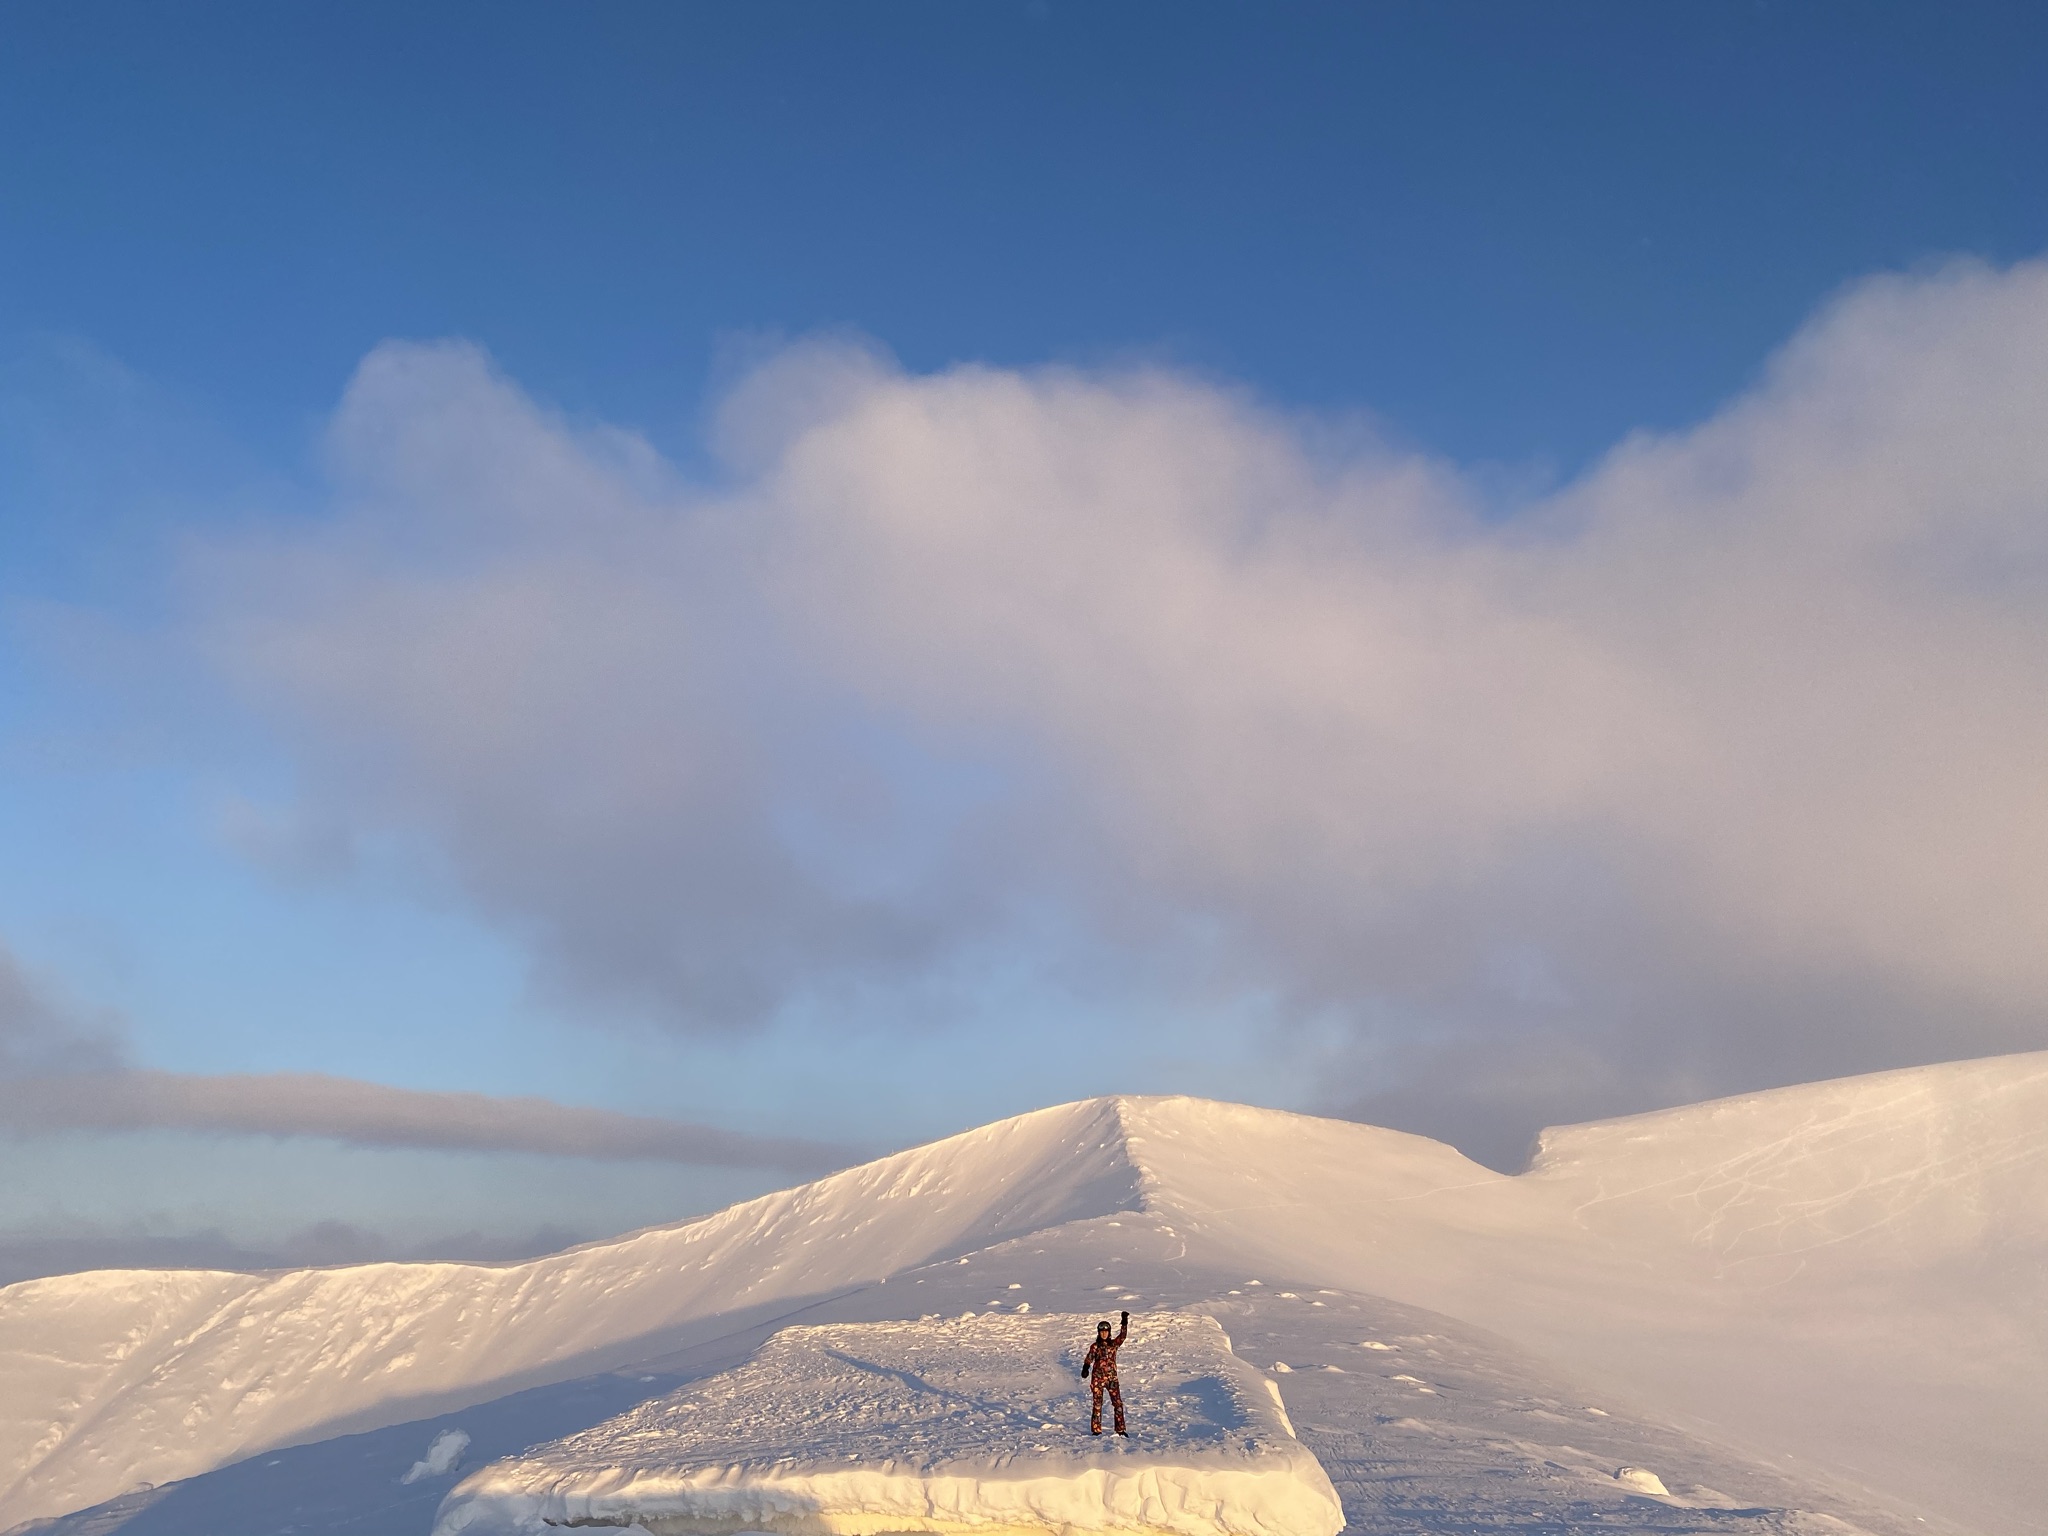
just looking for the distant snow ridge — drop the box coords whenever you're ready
[432,1313,1344,1536]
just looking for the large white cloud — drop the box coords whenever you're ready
[187,259,2048,1156]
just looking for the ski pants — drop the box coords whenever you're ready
[1090,1374,1125,1434]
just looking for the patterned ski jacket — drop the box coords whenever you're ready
[1082,1314,1129,1382]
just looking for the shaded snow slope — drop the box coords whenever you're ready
[4,1053,2044,1535]
[433,1313,1343,1536]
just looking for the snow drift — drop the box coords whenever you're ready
[432,1313,1343,1536]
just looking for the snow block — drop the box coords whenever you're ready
[433,1312,1344,1536]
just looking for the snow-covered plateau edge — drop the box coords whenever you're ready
[431,1313,1344,1536]
[434,1458,1347,1536]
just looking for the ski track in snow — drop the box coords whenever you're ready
[3,1053,2045,1536]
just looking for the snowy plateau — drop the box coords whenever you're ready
[1,1051,2043,1536]
[433,1312,1342,1536]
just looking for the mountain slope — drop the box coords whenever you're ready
[1109,1057,2048,1533]
[3,1054,2043,1535]
[0,1097,1145,1527]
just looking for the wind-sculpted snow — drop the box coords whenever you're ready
[1529,1051,2048,1273]
[432,1313,1344,1536]
[3,1054,2045,1536]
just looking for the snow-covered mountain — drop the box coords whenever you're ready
[2,1052,2043,1536]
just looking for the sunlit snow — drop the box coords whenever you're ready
[433,1313,1342,1536]
[2,1052,2043,1536]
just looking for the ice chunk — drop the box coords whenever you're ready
[404,1428,470,1484]
[434,1312,1342,1536]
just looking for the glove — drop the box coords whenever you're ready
[1121,1310,1130,1325]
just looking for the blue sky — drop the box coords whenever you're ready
[3,3,2047,1276]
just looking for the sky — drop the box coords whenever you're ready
[2,1,2046,1279]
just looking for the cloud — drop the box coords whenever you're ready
[0,943,848,1174]
[191,340,960,1027]
[0,947,121,1077]
[0,1070,850,1172]
[181,259,2048,1153]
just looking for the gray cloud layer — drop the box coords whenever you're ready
[0,1071,848,1172]
[183,258,2048,1160]
[0,947,848,1173]
[0,945,120,1077]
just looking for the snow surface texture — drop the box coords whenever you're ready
[432,1312,1343,1536]
[2,1051,2044,1536]
[8,1256,1914,1536]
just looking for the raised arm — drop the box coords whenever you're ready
[1114,1310,1129,1346]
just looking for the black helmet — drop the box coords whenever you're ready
[1098,1320,1112,1332]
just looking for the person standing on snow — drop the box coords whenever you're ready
[1081,1311,1129,1435]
